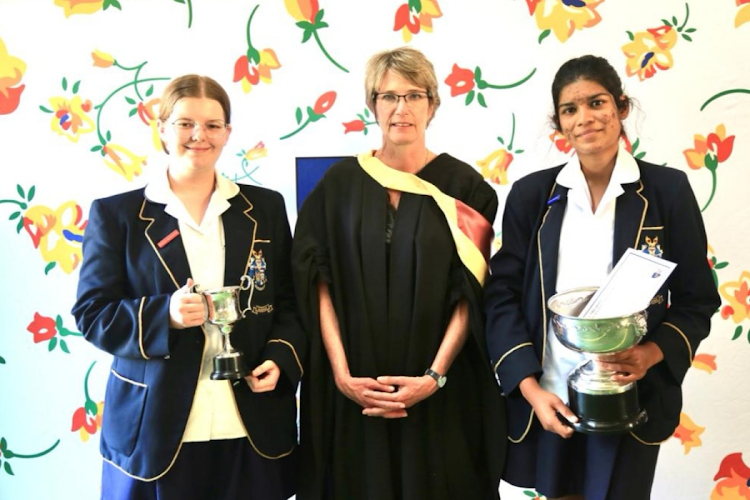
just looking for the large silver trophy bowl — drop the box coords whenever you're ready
[548,287,649,434]
[196,285,250,381]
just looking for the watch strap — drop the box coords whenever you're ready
[424,368,446,388]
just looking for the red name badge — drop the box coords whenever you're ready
[157,229,180,248]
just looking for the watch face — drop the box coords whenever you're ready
[437,376,446,388]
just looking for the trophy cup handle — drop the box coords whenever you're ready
[239,275,255,316]
[187,283,210,323]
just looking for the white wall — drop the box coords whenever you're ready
[1,1,748,498]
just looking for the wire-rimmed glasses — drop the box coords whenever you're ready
[172,119,228,139]
[373,92,431,107]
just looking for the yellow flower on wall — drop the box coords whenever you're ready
[135,98,163,152]
[673,412,704,454]
[531,0,604,43]
[0,37,27,115]
[736,0,750,28]
[91,49,115,68]
[692,353,717,373]
[622,4,696,81]
[476,113,523,185]
[22,201,87,274]
[46,95,96,143]
[719,270,750,324]
[101,143,147,181]
[623,26,677,81]
[478,149,513,185]
[54,0,104,17]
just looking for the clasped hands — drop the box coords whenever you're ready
[335,372,439,419]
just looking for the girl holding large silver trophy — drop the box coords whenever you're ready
[485,55,720,500]
[73,75,305,500]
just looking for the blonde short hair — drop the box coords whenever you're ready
[364,47,441,118]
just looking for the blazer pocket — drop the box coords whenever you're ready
[102,370,148,457]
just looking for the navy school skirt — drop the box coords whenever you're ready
[101,438,296,500]
[503,419,660,500]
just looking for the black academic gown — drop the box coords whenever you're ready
[293,154,507,500]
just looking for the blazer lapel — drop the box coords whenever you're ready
[538,183,568,300]
[613,180,647,264]
[139,198,191,290]
[222,191,256,287]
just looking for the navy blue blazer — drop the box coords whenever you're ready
[485,159,720,444]
[72,184,306,480]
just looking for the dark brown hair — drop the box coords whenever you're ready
[550,55,631,132]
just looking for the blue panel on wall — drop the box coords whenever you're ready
[295,156,347,210]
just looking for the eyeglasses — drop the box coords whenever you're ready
[172,119,228,139]
[373,92,430,107]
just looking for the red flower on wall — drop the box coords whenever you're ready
[280,91,337,140]
[233,5,281,94]
[683,124,735,211]
[712,453,750,499]
[285,0,348,73]
[26,312,83,352]
[444,64,475,97]
[71,402,104,442]
[27,313,56,343]
[313,91,335,114]
[393,0,442,42]
[550,131,573,154]
[444,64,536,107]
[71,362,104,443]
[341,107,377,135]
[343,120,366,133]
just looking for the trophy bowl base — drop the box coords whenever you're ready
[568,386,648,434]
[211,353,250,381]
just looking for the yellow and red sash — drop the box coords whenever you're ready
[358,151,493,285]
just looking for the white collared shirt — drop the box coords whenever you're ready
[145,164,247,442]
[540,146,641,401]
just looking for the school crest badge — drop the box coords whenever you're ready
[640,235,663,258]
[248,250,267,290]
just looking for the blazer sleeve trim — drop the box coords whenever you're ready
[138,297,151,360]
[493,342,534,373]
[629,430,668,446]
[662,321,694,360]
[267,339,304,377]
[510,409,535,444]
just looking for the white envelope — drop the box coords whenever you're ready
[579,247,676,319]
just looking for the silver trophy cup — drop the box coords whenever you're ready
[195,285,250,381]
[548,287,649,434]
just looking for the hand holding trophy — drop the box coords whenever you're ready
[548,286,649,433]
[191,275,256,380]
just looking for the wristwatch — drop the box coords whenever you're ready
[424,368,447,388]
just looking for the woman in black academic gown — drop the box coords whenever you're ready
[293,46,507,500]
